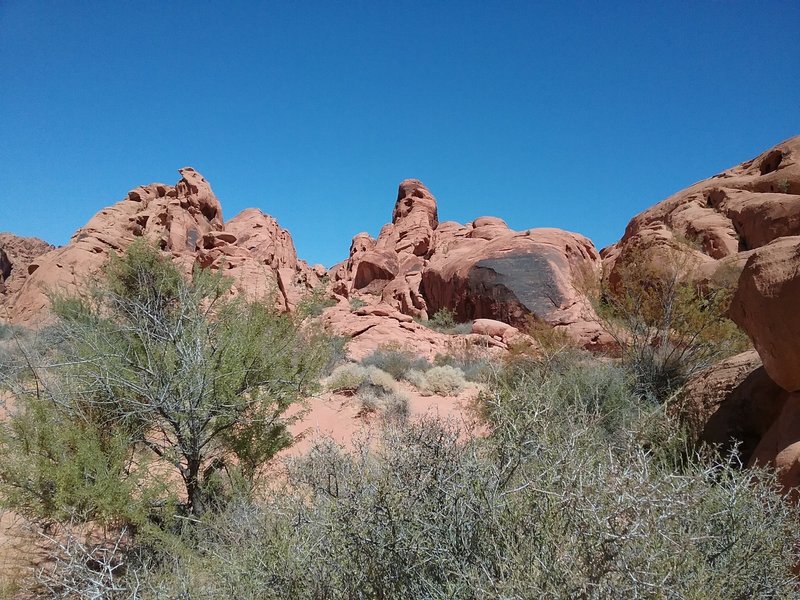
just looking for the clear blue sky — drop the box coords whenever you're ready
[2,1,798,267]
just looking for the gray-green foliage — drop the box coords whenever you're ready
[107,357,799,598]
[360,347,431,380]
[0,241,333,522]
[422,308,473,335]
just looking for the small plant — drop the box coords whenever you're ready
[524,316,573,356]
[326,364,396,396]
[326,363,368,393]
[382,391,410,423]
[420,365,467,396]
[422,308,473,335]
[430,307,457,329]
[361,346,431,380]
[297,280,336,317]
[777,177,791,193]
[432,341,493,382]
[404,369,430,393]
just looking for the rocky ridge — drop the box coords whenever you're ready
[2,168,323,325]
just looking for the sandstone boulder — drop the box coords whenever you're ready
[679,350,787,461]
[604,136,800,290]
[730,236,800,393]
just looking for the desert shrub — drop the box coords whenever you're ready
[361,346,431,380]
[404,368,429,392]
[599,244,749,401]
[9,302,798,597]
[422,308,473,335]
[348,296,367,312]
[382,390,410,423]
[326,363,397,397]
[523,316,574,355]
[0,241,334,524]
[0,323,21,341]
[362,365,396,394]
[116,359,799,597]
[297,279,336,317]
[432,343,493,382]
[420,365,467,396]
[326,363,368,393]
[356,388,409,422]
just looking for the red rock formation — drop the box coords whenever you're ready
[603,136,800,289]
[4,169,318,324]
[730,236,800,393]
[0,233,55,317]
[679,350,787,462]
[332,180,612,350]
[726,233,800,492]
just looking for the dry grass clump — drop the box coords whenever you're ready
[361,346,431,380]
[325,363,397,395]
[403,365,467,396]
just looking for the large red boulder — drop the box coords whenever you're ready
[604,136,800,289]
[678,350,787,462]
[730,236,800,393]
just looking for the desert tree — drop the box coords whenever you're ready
[596,241,748,401]
[0,240,333,521]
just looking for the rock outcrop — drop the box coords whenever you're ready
[730,236,800,393]
[0,233,54,317]
[331,180,612,350]
[4,168,319,324]
[603,136,800,289]
[726,234,800,493]
[679,350,787,462]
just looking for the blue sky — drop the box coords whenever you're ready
[1,1,798,267]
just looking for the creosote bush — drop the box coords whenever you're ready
[361,346,431,380]
[421,308,473,335]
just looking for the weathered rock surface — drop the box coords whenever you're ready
[4,168,319,324]
[0,234,54,316]
[730,236,800,393]
[679,350,787,462]
[332,180,612,350]
[604,136,800,289]
[749,393,800,497]
[725,230,800,493]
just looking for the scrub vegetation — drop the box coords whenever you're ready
[0,242,797,598]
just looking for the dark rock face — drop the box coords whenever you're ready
[0,248,10,282]
[421,250,569,327]
[331,179,612,349]
[473,252,567,319]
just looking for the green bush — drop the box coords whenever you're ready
[422,308,473,335]
[361,347,431,380]
[0,240,334,524]
[433,347,492,382]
